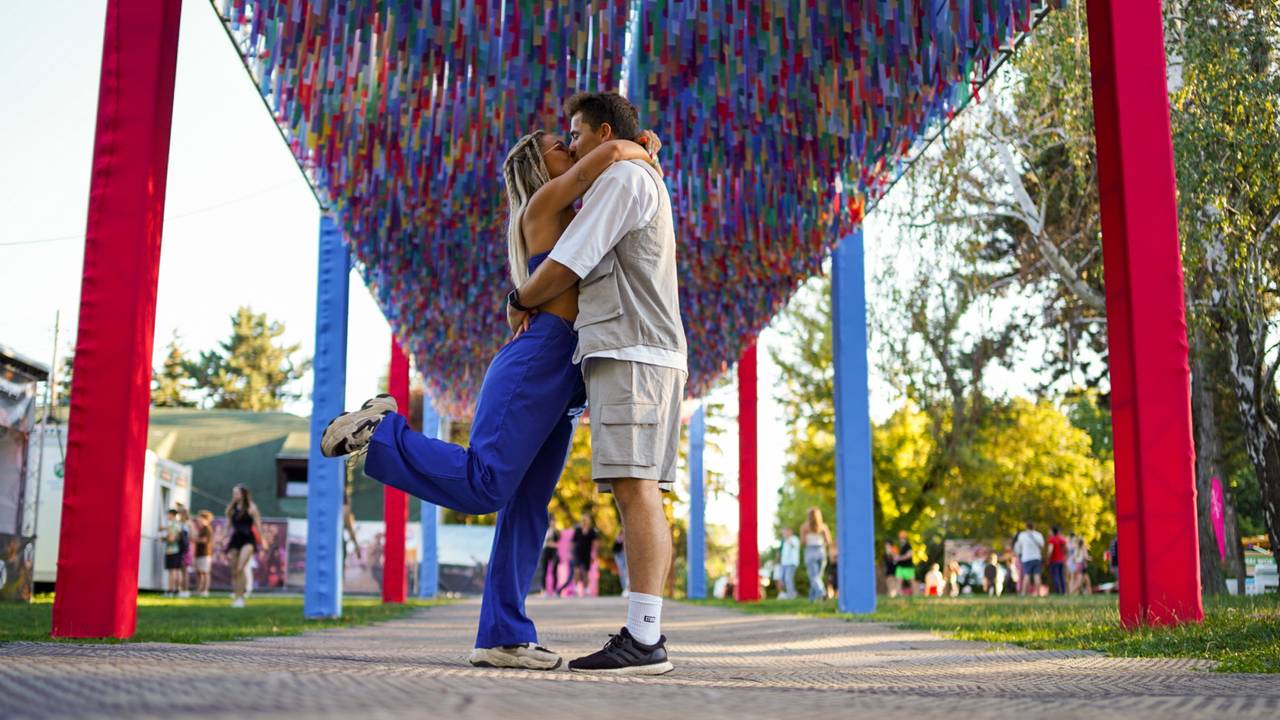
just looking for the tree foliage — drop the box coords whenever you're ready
[151,335,196,407]
[184,307,311,411]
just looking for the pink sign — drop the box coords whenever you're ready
[1210,476,1227,561]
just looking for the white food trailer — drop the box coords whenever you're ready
[30,425,192,591]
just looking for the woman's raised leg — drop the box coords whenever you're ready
[365,316,580,515]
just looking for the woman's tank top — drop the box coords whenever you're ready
[805,532,825,547]
[231,507,254,538]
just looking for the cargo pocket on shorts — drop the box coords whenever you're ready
[597,402,659,467]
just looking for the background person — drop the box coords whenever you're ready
[561,513,597,597]
[1013,521,1045,597]
[193,510,214,597]
[924,563,945,596]
[884,541,900,597]
[799,508,832,602]
[225,484,264,608]
[778,527,800,599]
[1068,534,1092,595]
[162,508,183,597]
[983,552,1000,596]
[613,528,629,596]
[945,560,962,597]
[1046,525,1068,594]
[176,505,192,598]
[1106,537,1119,590]
[894,530,915,596]
[534,525,560,596]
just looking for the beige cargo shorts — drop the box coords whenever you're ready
[582,357,686,493]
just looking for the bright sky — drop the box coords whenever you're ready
[2,0,904,550]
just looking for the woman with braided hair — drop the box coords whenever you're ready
[321,127,659,671]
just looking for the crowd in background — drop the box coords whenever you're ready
[159,484,263,607]
[881,520,1117,598]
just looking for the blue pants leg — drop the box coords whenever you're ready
[365,314,583,516]
[475,414,575,648]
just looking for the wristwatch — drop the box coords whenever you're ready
[507,289,533,312]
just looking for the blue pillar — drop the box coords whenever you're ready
[832,228,877,614]
[687,406,707,599]
[305,214,350,618]
[418,402,441,599]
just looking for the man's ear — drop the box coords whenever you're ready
[599,122,614,141]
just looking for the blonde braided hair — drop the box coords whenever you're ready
[502,130,552,286]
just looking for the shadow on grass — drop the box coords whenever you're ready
[686,593,1280,673]
[1,593,450,645]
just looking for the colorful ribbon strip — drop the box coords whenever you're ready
[215,0,1054,416]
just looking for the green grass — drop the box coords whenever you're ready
[690,594,1280,674]
[1,593,448,645]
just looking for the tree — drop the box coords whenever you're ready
[151,335,196,407]
[1170,0,1280,568]
[186,307,311,411]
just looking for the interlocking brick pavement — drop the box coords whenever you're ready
[2,597,1276,719]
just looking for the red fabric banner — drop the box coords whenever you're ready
[1086,0,1203,626]
[383,339,410,603]
[51,0,182,639]
[736,345,760,602]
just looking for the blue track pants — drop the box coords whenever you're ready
[365,313,584,648]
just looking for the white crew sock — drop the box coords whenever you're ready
[626,592,663,646]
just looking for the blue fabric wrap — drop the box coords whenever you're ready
[833,228,877,614]
[304,215,350,618]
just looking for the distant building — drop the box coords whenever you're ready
[146,408,417,523]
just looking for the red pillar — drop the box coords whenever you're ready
[1086,0,1203,626]
[736,345,760,601]
[51,0,182,639]
[383,339,411,603]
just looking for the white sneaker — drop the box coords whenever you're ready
[199,591,210,598]
[468,644,562,671]
[178,591,191,599]
[321,394,398,457]
[231,597,246,608]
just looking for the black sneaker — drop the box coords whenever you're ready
[320,394,397,457]
[567,627,673,675]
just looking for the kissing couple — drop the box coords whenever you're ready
[323,91,687,676]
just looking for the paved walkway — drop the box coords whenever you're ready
[2,597,1276,719]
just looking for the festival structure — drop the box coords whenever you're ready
[52,0,1202,637]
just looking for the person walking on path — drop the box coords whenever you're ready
[778,527,800,600]
[507,92,686,675]
[613,528,630,596]
[193,510,214,597]
[1046,526,1068,594]
[894,530,916,596]
[1013,521,1046,597]
[225,485,264,608]
[799,508,832,602]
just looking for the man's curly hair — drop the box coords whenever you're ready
[563,91,641,140]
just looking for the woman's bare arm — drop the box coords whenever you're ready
[524,139,654,222]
